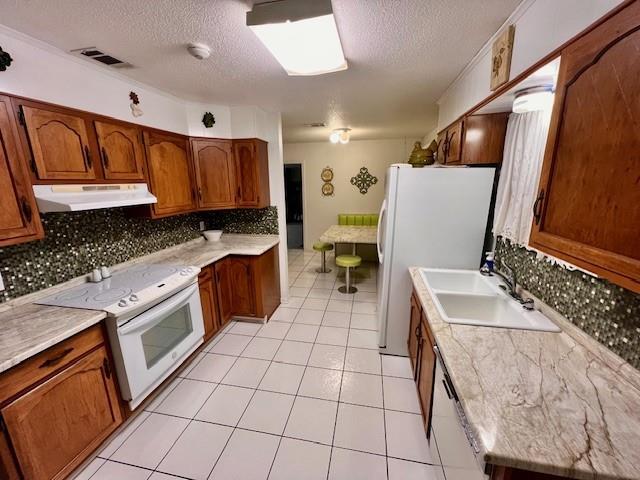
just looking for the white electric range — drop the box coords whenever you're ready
[37,264,205,409]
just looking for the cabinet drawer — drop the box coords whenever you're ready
[0,325,104,405]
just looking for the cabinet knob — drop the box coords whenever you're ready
[20,196,33,223]
[533,190,545,225]
[101,147,109,169]
[83,145,92,169]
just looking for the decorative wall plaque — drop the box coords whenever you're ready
[0,46,13,72]
[350,167,378,194]
[322,183,334,196]
[321,166,334,182]
[490,25,515,90]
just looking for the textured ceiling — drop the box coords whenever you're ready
[0,0,522,142]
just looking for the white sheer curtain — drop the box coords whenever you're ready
[493,109,552,245]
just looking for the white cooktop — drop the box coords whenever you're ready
[36,264,200,318]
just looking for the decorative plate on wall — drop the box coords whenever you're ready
[322,183,334,196]
[351,167,378,194]
[321,166,334,182]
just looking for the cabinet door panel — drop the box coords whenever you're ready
[461,113,508,165]
[530,2,640,292]
[445,122,463,164]
[418,320,435,431]
[22,106,95,180]
[234,140,259,207]
[192,139,236,208]
[408,293,421,377]
[199,267,221,341]
[0,98,43,246]
[228,257,257,316]
[214,258,234,325]
[1,347,122,480]
[144,131,196,217]
[94,121,145,181]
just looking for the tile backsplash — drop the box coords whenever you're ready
[0,206,278,302]
[495,237,640,369]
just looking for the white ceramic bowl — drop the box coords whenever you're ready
[203,230,223,242]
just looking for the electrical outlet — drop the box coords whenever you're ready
[0,271,4,292]
[199,221,205,231]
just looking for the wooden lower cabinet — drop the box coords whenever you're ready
[0,332,122,480]
[408,293,422,376]
[408,289,437,434]
[213,247,281,322]
[198,266,222,341]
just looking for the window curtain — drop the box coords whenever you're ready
[493,109,552,245]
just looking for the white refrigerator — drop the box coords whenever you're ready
[376,164,495,356]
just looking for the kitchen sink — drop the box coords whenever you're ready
[419,269,497,295]
[419,268,560,332]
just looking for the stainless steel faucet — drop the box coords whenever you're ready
[481,260,534,310]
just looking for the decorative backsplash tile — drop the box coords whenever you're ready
[205,206,278,234]
[0,206,278,302]
[495,238,640,369]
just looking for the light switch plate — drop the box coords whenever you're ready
[0,271,4,292]
[199,221,205,231]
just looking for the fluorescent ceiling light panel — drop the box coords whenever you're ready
[512,87,554,114]
[247,0,347,76]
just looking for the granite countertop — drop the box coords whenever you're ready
[0,234,280,374]
[409,267,640,480]
[319,225,377,244]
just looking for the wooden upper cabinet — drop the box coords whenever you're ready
[143,131,196,217]
[0,97,43,247]
[436,120,463,165]
[1,346,122,480]
[529,1,640,293]
[461,113,509,164]
[20,105,96,181]
[191,138,236,209]
[94,121,145,181]
[233,139,270,208]
[444,120,463,164]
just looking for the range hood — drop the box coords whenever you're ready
[33,184,157,213]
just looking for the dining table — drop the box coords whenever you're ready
[319,224,378,255]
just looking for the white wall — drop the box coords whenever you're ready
[436,0,623,129]
[284,139,417,252]
[0,24,290,301]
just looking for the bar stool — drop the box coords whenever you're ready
[313,242,334,273]
[336,255,361,294]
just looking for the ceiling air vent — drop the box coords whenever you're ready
[304,122,327,128]
[70,47,133,68]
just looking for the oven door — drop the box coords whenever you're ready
[115,282,204,408]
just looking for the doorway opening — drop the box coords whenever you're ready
[284,164,303,249]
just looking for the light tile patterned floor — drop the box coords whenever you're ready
[74,249,445,480]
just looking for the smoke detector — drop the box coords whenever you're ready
[187,43,211,60]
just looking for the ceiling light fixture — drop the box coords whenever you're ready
[512,86,554,113]
[330,128,351,144]
[247,0,347,76]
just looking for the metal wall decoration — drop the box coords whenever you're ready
[351,167,378,194]
[129,91,143,117]
[202,111,216,128]
[321,166,334,196]
[0,46,13,72]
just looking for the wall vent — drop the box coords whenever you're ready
[70,47,133,68]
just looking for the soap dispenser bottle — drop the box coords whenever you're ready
[480,251,494,275]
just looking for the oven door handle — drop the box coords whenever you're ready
[118,283,198,335]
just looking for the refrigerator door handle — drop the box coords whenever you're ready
[376,199,387,264]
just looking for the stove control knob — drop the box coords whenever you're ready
[186,267,193,273]
[129,294,139,302]
[118,299,128,307]
[180,270,188,276]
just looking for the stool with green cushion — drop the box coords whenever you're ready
[313,241,334,273]
[336,254,362,294]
